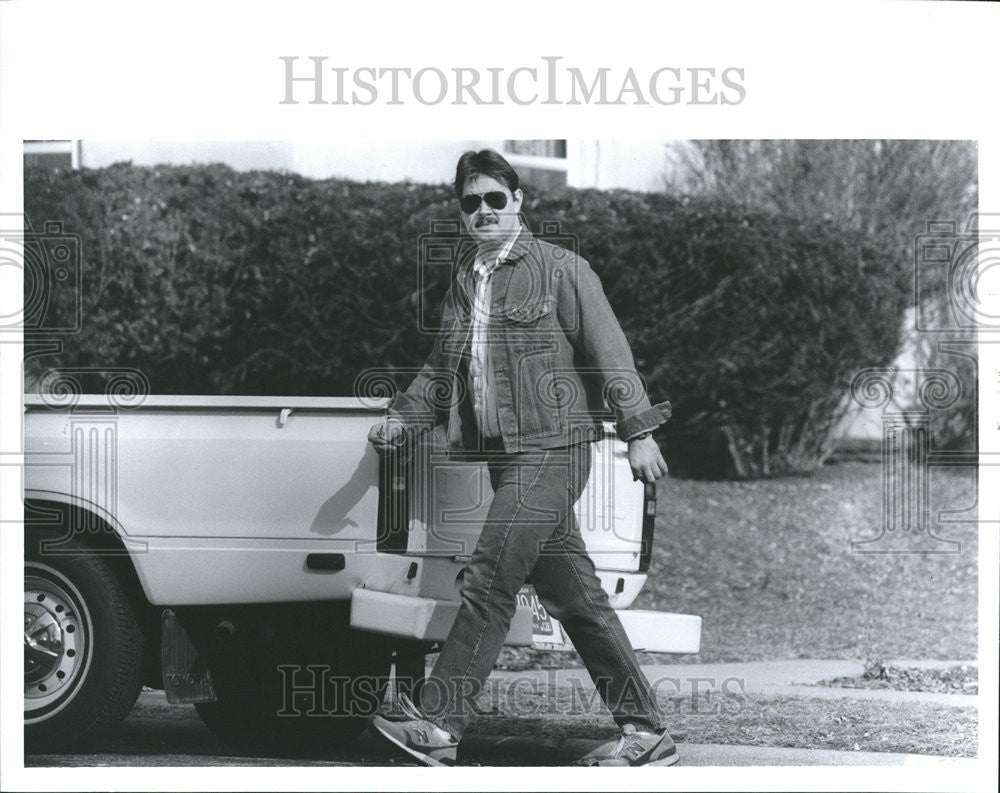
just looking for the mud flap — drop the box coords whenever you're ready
[160,608,217,704]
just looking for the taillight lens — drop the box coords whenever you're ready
[639,481,656,573]
[377,447,410,554]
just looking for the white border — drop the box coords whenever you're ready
[2,0,998,791]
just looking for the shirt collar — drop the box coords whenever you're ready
[501,224,533,263]
[475,226,521,275]
[458,225,534,289]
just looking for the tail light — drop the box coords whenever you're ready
[639,481,656,573]
[377,446,410,554]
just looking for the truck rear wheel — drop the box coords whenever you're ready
[24,535,144,750]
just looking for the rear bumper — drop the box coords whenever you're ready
[547,609,702,654]
[350,588,701,654]
[350,588,535,646]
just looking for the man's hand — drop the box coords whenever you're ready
[368,415,407,454]
[628,435,668,484]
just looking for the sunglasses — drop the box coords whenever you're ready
[460,191,509,214]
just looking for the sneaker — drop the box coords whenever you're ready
[370,693,459,767]
[575,723,679,767]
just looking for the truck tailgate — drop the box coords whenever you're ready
[351,586,701,654]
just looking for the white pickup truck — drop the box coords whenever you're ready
[23,393,700,750]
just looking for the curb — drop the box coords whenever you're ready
[760,684,979,708]
[452,734,977,767]
[457,732,686,765]
[672,742,977,768]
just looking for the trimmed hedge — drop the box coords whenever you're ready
[24,163,907,477]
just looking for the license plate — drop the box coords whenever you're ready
[516,587,574,650]
[516,586,554,636]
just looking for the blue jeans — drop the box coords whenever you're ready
[419,439,667,738]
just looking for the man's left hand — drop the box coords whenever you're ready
[628,435,668,484]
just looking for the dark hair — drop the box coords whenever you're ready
[453,149,520,197]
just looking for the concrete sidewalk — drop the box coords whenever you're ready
[483,658,979,708]
[65,685,976,768]
[437,657,979,766]
[105,658,977,768]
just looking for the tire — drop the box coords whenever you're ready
[24,534,144,751]
[194,607,393,754]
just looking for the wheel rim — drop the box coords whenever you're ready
[24,563,94,721]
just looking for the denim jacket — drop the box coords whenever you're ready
[390,226,671,452]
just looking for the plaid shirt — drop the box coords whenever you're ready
[467,228,521,438]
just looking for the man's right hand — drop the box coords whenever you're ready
[368,416,407,454]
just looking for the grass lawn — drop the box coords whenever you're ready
[815,662,978,694]
[634,460,978,663]
[471,691,977,759]
[482,460,979,762]
[499,459,977,668]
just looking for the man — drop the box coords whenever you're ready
[367,149,675,766]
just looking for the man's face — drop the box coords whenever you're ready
[459,174,523,245]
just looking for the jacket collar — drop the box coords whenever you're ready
[457,224,534,278]
[501,224,534,264]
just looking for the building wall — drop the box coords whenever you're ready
[289,140,486,183]
[573,140,676,191]
[74,139,675,190]
[834,308,921,441]
[81,140,297,173]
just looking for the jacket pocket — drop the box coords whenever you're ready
[500,297,554,325]
[500,298,556,360]
[511,347,564,437]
